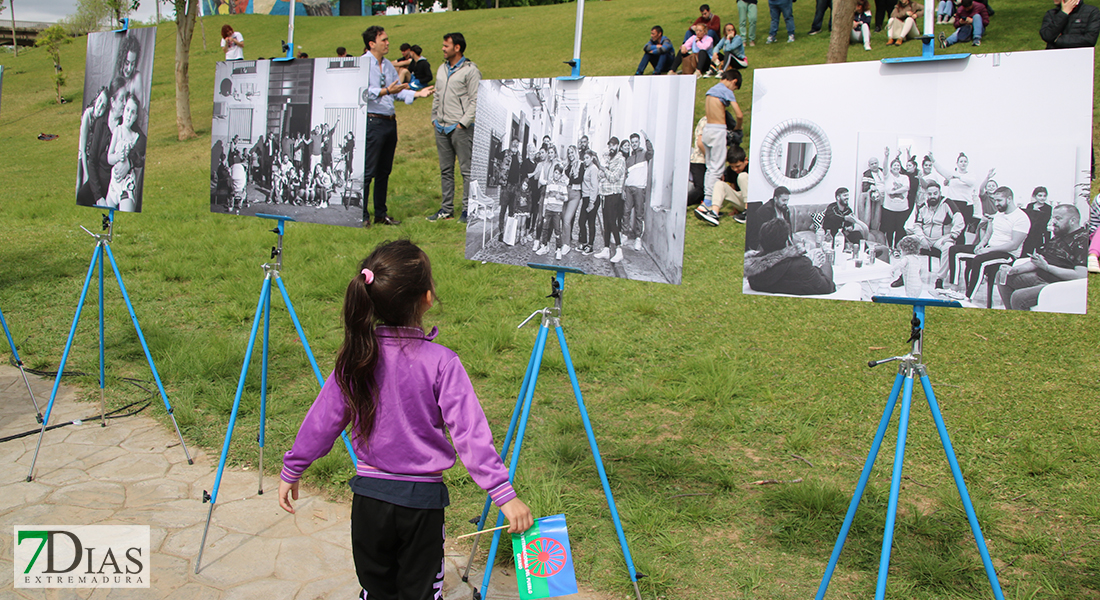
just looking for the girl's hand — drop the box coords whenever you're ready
[279,480,299,513]
[501,498,534,534]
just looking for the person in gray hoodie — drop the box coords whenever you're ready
[428,32,481,222]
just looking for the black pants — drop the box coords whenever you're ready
[687,163,705,206]
[363,116,399,222]
[351,494,445,600]
[602,193,624,247]
[498,184,518,239]
[874,0,896,28]
[578,195,599,246]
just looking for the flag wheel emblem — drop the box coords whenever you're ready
[523,537,567,577]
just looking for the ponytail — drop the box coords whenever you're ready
[335,240,435,445]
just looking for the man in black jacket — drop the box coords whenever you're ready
[1040,0,1100,48]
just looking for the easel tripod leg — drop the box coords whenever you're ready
[462,334,540,583]
[98,249,106,427]
[919,372,1005,600]
[258,281,272,494]
[196,276,271,573]
[479,322,550,600]
[875,372,915,600]
[27,244,103,482]
[104,245,192,464]
[275,276,358,464]
[556,326,643,600]
[0,305,43,420]
[815,370,905,600]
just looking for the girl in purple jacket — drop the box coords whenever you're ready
[278,240,532,598]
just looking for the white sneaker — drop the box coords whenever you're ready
[532,239,540,251]
[633,238,642,251]
[610,247,624,263]
[594,247,610,259]
[560,244,570,257]
[555,248,562,260]
[1089,254,1100,274]
[535,244,550,256]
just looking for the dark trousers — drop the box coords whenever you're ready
[881,208,907,248]
[602,193,624,247]
[687,163,705,206]
[578,196,599,246]
[498,184,518,238]
[874,0,897,28]
[811,0,832,31]
[351,494,445,600]
[636,52,672,75]
[363,116,399,222]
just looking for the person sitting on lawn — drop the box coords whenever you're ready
[671,24,715,75]
[886,0,924,45]
[706,23,748,76]
[852,0,874,52]
[996,204,1088,310]
[637,26,674,75]
[684,3,723,43]
[709,145,750,221]
[745,218,836,296]
[939,0,990,47]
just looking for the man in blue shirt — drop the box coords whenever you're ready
[360,26,434,227]
[637,26,675,75]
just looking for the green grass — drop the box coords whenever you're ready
[2,1,1100,598]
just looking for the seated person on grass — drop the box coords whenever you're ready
[671,24,715,74]
[823,187,870,244]
[939,0,989,47]
[684,3,723,43]
[997,204,1088,310]
[886,0,923,45]
[745,218,836,296]
[706,23,748,76]
[709,145,750,221]
[637,26,675,75]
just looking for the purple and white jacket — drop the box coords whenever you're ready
[281,326,516,507]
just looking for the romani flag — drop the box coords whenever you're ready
[511,514,579,599]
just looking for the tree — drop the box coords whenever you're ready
[8,0,16,58]
[826,0,857,63]
[35,24,71,104]
[61,0,112,35]
[105,0,140,25]
[173,0,199,140]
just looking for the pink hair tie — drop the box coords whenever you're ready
[361,268,375,285]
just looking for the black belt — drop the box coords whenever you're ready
[368,113,396,120]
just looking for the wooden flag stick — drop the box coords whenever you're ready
[455,524,511,540]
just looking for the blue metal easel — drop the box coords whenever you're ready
[195,215,356,573]
[461,265,644,600]
[1,305,43,423]
[26,209,193,482]
[814,296,1004,600]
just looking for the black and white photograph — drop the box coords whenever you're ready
[76,27,156,213]
[209,57,366,228]
[742,48,1093,314]
[465,75,696,285]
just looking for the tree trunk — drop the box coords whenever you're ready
[174,0,199,140]
[9,0,16,58]
[826,0,856,63]
[156,0,161,23]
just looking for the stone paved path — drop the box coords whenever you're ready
[0,365,611,600]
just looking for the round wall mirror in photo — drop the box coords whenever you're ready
[759,119,831,194]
